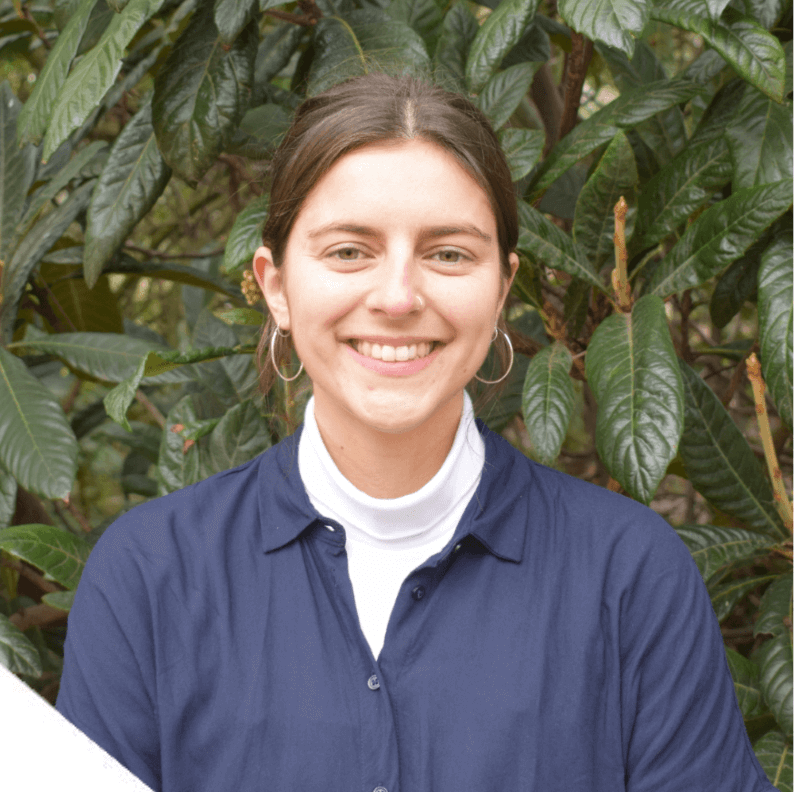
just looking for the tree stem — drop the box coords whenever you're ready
[611,197,631,311]
[558,33,593,142]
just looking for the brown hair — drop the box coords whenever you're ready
[258,72,518,393]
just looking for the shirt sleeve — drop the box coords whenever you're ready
[619,528,774,791]
[56,520,162,791]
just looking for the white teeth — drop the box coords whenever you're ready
[353,341,435,361]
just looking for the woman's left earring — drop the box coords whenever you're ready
[474,328,514,385]
[270,325,304,382]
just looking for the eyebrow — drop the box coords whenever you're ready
[306,222,492,243]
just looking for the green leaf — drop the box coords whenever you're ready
[42,0,166,161]
[476,62,540,131]
[516,200,606,291]
[15,0,99,147]
[0,83,37,263]
[585,294,683,503]
[708,244,761,329]
[501,20,550,67]
[757,631,793,736]
[528,79,708,199]
[754,731,793,791]
[650,6,785,102]
[709,573,777,621]
[387,0,445,52]
[572,131,637,270]
[674,523,774,581]
[558,0,650,58]
[677,359,786,538]
[152,1,257,185]
[432,1,479,90]
[0,468,17,530]
[0,347,78,500]
[157,395,204,494]
[725,648,767,719]
[254,23,306,89]
[214,0,257,45]
[41,589,76,612]
[755,574,793,638]
[221,193,269,274]
[648,180,793,298]
[498,128,544,182]
[522,343,574,465]
[757,234,793,427]
[465,0,540,92]
[0,524,92,590]
[308,9,430,98]
[0,613,42,676]
[102,354,145,431]
[727,89,793,189]
[215,307,264,326]
[511,253,543,310]
[0,179,95,342]
[206,400,271,475]
[83,96,171,288]
[631,137,732,251]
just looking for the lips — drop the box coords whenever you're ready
[351,340,436,362]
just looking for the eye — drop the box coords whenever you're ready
[433,249,469,264]
[330,246,362,261]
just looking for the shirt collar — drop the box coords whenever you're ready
[258,420,527,564]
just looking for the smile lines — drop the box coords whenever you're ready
[351,340,436,362]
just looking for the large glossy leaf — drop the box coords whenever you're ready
[221,193,269,274]
[726,87,793,189]
[432,1,479,90]
[558,0,650,57]
[673,524,773,581]
[214,0,257,45]
[725,648,767,719]
[254,23,306,92]
[585,294,683,503]
[517,200,606,291]
[0,614,42,676]
[708,573,777,621]
[15,0,98,147]
[0,180,95,342]
[651,5,785,102]
[83,97,171,289]
[498,128,545,182]
[522,343,574,465]
[0,348,78,500]
[152,2,257,185]
[465,0,539,92]
[746,0,786,29]
[0,524,92,590]
[157,395,204,495]
[0,83,37,263]
[757,234,793,427]
[632,136,731,252]
[753,731,792,792]
[528,79,708,198]
[387,0,445,52]
[648,180,793,298]
[42,0,166,160]
[755,574,793,638]
[572,131,637,270]
[307,9,431,97]
[708,247,761,329]
[757,631,793,735]
[0,468,17,529]
[206,400,271,475]
[476,62,540,131]
[677,360,785,538]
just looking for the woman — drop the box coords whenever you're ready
[57,74,772,791]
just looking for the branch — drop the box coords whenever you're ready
[0,556,62,595]
[610,197,631,311]
[59,496,92,533]
[558,33,594,142]
[264,8,318,26]
[136,389,166,429]
[10,603,68,632]
[746,353,793,533]
[124,243,225,260]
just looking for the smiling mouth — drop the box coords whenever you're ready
[349,340,439,362]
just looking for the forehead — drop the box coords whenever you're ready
[290,139,497,237]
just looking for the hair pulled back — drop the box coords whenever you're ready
[259,72,518,392]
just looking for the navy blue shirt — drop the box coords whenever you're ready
[57,424,772,791]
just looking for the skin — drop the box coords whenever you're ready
[253,139,518,498]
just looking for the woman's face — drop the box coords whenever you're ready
[253,139,518,439]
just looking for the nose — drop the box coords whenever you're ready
[366,249,421,318]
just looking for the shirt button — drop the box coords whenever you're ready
[411,585,425,601]
[453,543,462,553]
[367,674,380,690]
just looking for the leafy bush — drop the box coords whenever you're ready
[0,0,791,785]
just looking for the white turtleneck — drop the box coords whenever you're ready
[298,392,485,659]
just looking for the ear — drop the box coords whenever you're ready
[253,246,290,331]
[499,252,520,311]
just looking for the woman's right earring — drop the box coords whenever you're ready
[474,328,514,385]
[270,325,304,382]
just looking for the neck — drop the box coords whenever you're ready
[312,394,463,499]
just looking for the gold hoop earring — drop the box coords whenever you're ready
[270,325,304,382]
[475,328,513,385]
